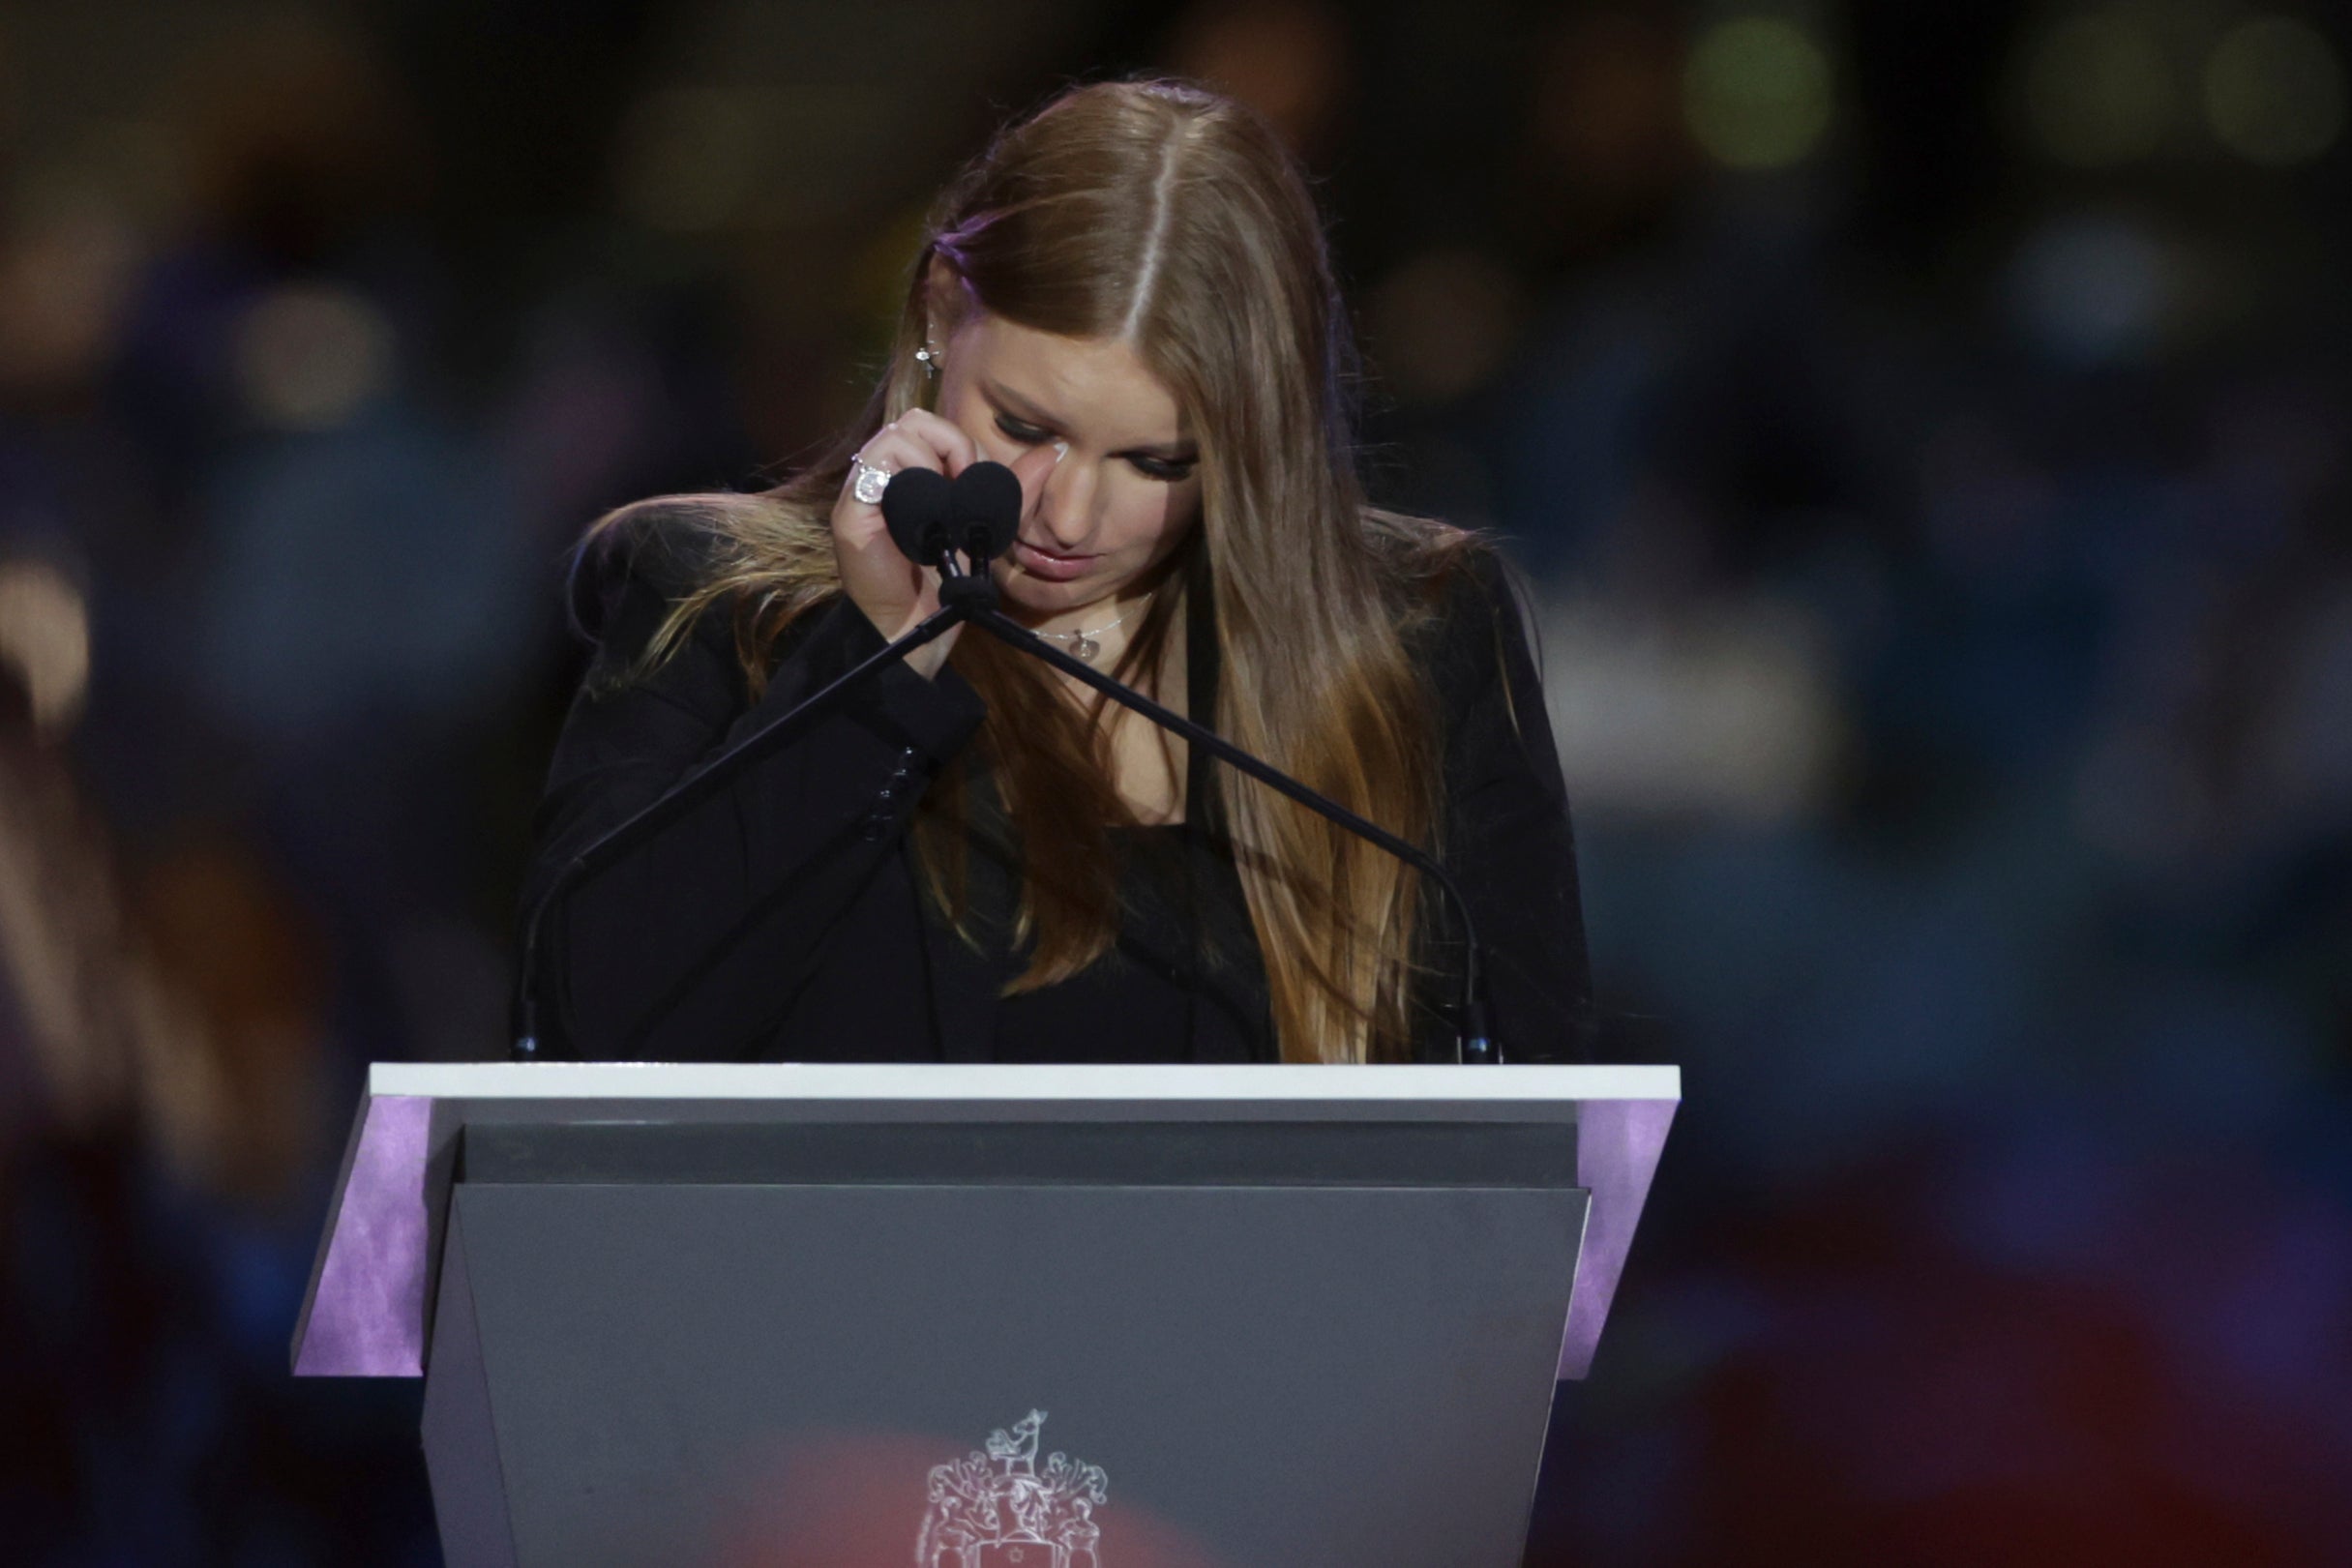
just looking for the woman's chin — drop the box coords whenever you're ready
[996,572,1097,623]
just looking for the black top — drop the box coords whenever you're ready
[521,517,1592,1064]
[993,823,1270,1064]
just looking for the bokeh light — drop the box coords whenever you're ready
[2005,208,2177,366]
[1541,595,1841,823]
[613,85,771,234]
[1165,0,1349,154]
[1530,9,1691,230]
[1365,249,1525,404]
[0,182,144,399]
[2203,15,2346,166]
[1682,16,1834,170]
[2019,11,2176,167]
[0,561,90,732]
[612,83,880,235]
[233,283,395,429]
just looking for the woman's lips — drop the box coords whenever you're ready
[1013,539,1096,582]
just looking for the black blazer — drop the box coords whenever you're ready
[521,518,1593,1063]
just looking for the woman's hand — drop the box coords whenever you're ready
[830,409,978,679]
[831,409,1064,680]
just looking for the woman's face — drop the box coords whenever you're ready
[933,308,1204,628]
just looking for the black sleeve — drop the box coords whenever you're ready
[520,519,986,1059]
[1426,549,1594,1063]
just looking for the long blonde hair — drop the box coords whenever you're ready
[592,79,1479,1062]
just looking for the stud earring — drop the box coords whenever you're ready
[914,342,943,376]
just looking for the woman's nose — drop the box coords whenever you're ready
[1024,444,1092,548]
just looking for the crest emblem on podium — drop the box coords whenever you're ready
[918,1409,1108,1567]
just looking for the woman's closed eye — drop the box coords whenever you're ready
[994,413,1194,483]
[995,412,1054,448]
[1127,452,1196,482]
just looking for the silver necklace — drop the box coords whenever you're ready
[1033,595,1151,663]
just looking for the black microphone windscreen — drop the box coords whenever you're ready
[951,461,1024,561]
[878,466,953,565]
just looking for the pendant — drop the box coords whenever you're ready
[1071,635,1100,662]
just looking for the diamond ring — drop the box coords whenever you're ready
[850,453,894,506]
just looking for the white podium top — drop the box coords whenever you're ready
[367,1060,1680,1104]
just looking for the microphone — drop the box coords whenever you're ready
[933,463,1020,612]
[922,468,1503,1064]
[880,466,953,566]
[880,462,1021,569]
[949,462,1022,563]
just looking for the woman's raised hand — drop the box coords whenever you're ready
[832,410,1066,679]
[830,408,978,678]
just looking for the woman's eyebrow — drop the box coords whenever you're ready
[983,378,1195,459]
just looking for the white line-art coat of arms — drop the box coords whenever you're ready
[917,1409,1108,1567]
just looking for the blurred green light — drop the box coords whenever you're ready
[2204,15,2345,166]
[2023,13,2175,167]
[1683,17,1834,171]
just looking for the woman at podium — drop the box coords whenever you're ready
[519,79,1591,1066]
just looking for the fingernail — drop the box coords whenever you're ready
[1052,440,1069,463]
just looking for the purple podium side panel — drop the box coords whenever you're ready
[1557,1095,1678,1379]
[292,1093,434,1376]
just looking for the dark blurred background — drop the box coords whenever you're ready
[1,1,2346,1563]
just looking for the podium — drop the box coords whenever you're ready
[291,1063,1677,1567]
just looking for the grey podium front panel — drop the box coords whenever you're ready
[429,1178,1586,1568]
